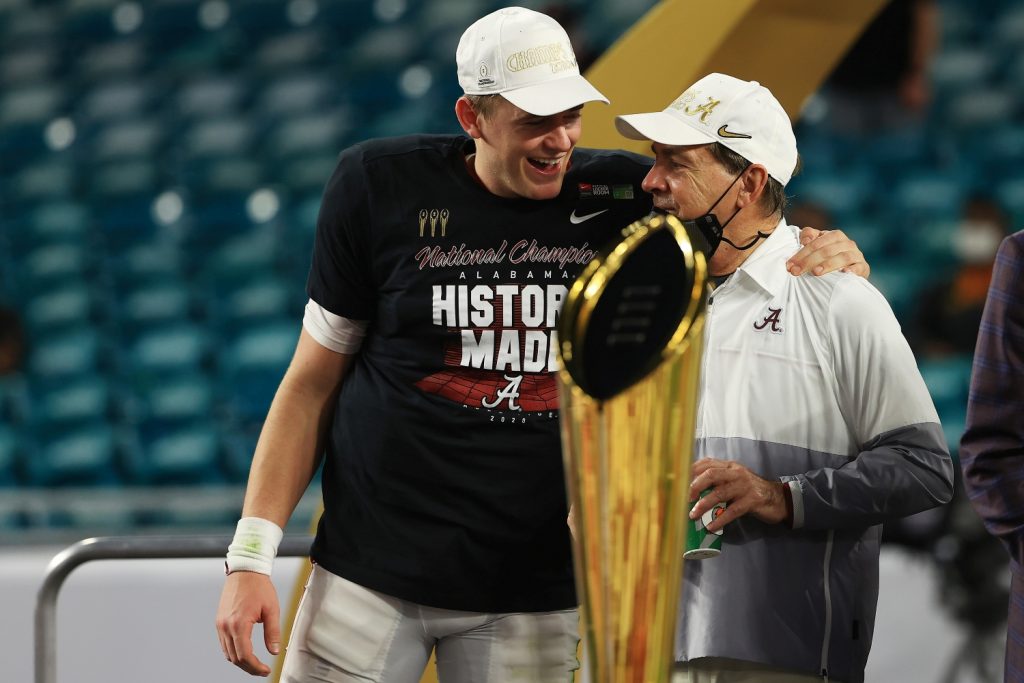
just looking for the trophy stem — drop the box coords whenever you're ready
[560,321,704,683]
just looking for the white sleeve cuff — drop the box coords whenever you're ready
[302,298,369,354]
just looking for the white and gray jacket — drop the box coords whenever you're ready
[677,221,954,683]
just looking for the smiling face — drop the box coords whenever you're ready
[457,95,582,200]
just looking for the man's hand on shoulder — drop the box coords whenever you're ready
[788,227,870,279]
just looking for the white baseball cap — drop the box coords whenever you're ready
[456,6,608,117]
[615,73,799,186]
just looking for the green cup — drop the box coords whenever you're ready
[685,489,725,560]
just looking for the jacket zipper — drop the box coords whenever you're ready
[820,529,835,680]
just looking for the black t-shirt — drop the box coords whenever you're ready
[307,134,653,612]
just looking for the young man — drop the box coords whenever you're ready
[215,9,868,683]
[616,73,955,683]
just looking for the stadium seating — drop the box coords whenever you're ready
[0,0,1002,530]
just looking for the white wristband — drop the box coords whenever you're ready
[226,517,284,576]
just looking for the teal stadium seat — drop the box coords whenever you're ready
[829,218,893,264]
[0,122,50,174]
[0,45,59,87]
[79,79,154,124]
[266,111,350,165]
[970,124,1024,184]
[182,115,255,160]
[0,425,20,486]
[9,158,75,205]
[868,262,936,323]
[944,87,1016,132]
[29,328,104,378]
[90,158,162,198]
[791,170,875,222]
[28,423,118,486]
[141,422,223,484]
[994,4,1024,49]
[130,323,210,376]
[96,194,165,246]
[24,286,96,331]
[64,0,124,46]
[76,38,150,83]
[136,374,215,424]
[939,406,967,460]
[118,280,194,336]
[219,320,298,422]
[91,118,165,162]
[891,173,966,223]
[992,177,1024,228]
[106,241,185,290]
[918,355,974,416]
[203,228,281,281]
[21,242,88,290]
[217,278,297,327]
[181,156,265,197]
[175,75,250,122]
[1,3,58,48]
[929,47,996,96]
[251,28,331,73]
[26,201,91,246]
[0,83,63,127]
[30,374,114,430]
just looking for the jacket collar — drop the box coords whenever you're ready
[728,217,796,298]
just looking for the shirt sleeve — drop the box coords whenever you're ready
[302,298,369,354]
[306,144,377,320]
[791,276,954,530]
[960,234,1024,571]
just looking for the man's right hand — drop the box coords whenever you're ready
[215,571,281,677]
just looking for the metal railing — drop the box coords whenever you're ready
[34,534,314,683]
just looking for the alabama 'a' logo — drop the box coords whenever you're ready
[481,374,523,411]
[753,306,783,334]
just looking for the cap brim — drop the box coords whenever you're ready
[615,112,716,146]
[501,75,609,117]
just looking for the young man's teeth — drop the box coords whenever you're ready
[532,158,559,167]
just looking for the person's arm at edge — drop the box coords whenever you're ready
[961,234,1024,571]
[216,329,355,677]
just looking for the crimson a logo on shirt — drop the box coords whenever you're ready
[754,306,783,334]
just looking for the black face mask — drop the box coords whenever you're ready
[667,164,772,259]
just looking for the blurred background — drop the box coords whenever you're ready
[0,0,1017,681]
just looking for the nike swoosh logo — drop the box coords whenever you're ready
[569,209,609,224]
[717,125,752,139]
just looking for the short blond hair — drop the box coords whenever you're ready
[464,94,502,119]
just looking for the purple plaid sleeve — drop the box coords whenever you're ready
[961,230,1024,682]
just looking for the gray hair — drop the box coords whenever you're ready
[708,142,800,219]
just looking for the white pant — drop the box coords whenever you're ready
[280,565,580,683]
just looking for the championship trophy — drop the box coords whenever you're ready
[558,214,708,683]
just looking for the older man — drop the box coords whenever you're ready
[616,73,955,683]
